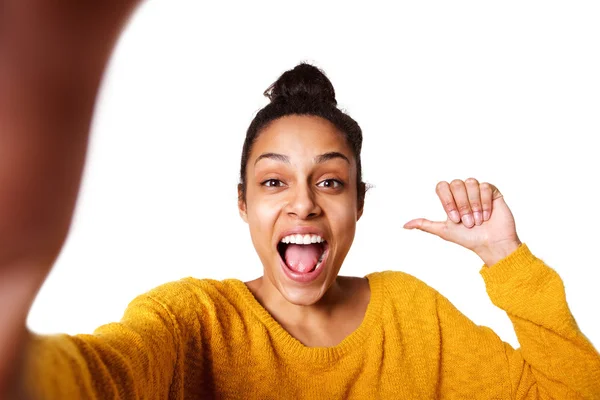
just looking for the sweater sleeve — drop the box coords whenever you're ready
[436,243,600,399]
[23,289,185,400]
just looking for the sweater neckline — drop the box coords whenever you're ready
[226,272,384,364]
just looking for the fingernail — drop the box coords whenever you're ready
[483,210,490,221]
[449,211,460,223]
[473,211,482,225]
[463,214,474,227]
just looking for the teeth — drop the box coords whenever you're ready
[280,233,325,244]
[314,249,327,270]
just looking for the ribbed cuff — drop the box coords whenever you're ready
[479,243,537,285]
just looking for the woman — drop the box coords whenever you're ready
[2,3,599,400]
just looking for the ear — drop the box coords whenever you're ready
[238,184,248,223]
[357,206,364,221]
[357,182,366,221]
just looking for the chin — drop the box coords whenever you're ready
[276,279,331,306]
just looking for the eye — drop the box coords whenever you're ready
[317,179,343,189]
[261,179,285,188]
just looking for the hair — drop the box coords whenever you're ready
[239,63,366,209]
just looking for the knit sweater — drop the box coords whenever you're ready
[24,244,600,399]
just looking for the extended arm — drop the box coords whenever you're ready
[0,1,140,397]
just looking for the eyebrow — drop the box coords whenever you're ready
[314,151,350,165]
[254,151,350,166]
[254,153,290,166]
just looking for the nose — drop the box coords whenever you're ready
[286,183,322,220]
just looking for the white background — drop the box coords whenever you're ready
[28,1,599,350]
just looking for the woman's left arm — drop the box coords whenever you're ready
[486,243,598,398]
[404,178,600,399]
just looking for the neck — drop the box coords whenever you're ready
[245,274,371,347]
[247,276,347,327]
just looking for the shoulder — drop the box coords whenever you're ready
[126,278,245,321]
[367,270,441,308]
[367,270,437,293]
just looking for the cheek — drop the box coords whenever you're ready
[327,198,358,242]
[246,198,282,243]
[338,210,358,237]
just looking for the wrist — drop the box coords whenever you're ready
[477,238,522,267]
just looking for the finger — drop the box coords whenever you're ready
[435,181,460,223]
[480,182,493,221]
[465,178,483,226]
[403,218,448,239]
[490,183,503,200]
[450,179,474,228]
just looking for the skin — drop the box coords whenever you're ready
[239,115,370,347]
[0,1,141,397]
[238,115,521,347]
[404,178,522,267]
[1,1,521,396]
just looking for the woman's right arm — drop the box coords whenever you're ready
[0,1,141,397]
[23,289,186,399]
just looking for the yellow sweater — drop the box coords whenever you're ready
[24,244,600,399]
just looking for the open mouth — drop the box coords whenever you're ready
[277,234,328,274]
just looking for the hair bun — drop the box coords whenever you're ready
[264,63,337,106]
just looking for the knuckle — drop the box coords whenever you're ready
[470,202,482,211]
[443,201,456,211]
[458,204,472,213]
[480,182,492,191]
[450,179,464,188]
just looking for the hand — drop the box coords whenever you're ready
[403,178,522,266]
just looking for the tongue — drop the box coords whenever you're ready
[284,244,322,273]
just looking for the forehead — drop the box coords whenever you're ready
[251,115,352,160]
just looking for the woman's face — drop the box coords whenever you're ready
[239,115,362,306]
